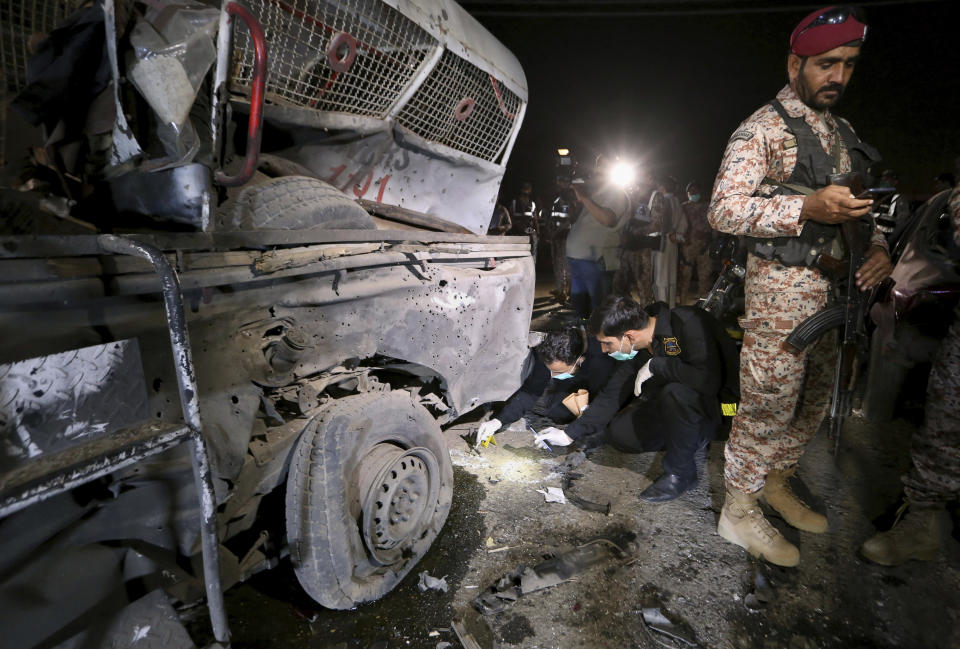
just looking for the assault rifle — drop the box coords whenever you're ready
[697,234,746,318]
[782,173,892,454]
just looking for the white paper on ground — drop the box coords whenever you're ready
[536,487,567,504]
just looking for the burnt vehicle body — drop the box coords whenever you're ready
[0,0,532,645]
[862,189,960,421]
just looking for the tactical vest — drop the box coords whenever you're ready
[746,100,879,267]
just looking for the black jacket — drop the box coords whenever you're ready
[498,338,616,425]
[565,303,735,440]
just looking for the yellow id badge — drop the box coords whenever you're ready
[721,403,738,417]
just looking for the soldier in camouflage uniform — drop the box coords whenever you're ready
[707,7,892,566]
[614,200,656,304]
[861,184,960,565]
[679,182,714,304]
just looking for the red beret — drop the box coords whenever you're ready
[790,6,868,57]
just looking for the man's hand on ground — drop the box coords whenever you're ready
[476,419,501,448]
[855,245,893,291]
[800,185,873,224]
[534,427,574,449]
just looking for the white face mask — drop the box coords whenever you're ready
[608,336,638,361]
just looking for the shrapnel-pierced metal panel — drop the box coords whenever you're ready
[0,0,74,94]
[396,49,521,162]
[231,0,436,118]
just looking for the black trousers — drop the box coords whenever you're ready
[605,382,718,480]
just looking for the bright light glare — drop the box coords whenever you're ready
[557,148,570,156]
[609,161,636,187]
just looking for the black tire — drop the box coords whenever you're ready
[215,176,375,231]
[285,391,453,609]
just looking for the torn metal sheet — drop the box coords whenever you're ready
[536,486,566,504]
[473,539,629,615]
[452,609,496,649]
[418,571,450,593]
[96,589,195,649]
[103,0,142,164]
[0,339,150,472]
[562,471,612,515]
[641,605,700,648]
[744,567,776,611]
[106,163,213,230]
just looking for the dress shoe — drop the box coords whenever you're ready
[639,472,696,503]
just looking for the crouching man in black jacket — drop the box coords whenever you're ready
[535,295,736,502]
[476,323,617,448]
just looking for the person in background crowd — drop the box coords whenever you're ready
[679,181,715,304]
[651,176,688,307]
[614,197,657,304]
[873,169,909,239]
[475,322,616,448]
[546,176,578,304]
[707,6,891,567]
[488,199,512,235]
[566,156,631,318]
[509,181,538,236]
[860,178,960,566]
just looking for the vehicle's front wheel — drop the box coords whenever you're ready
[285,391,453,609]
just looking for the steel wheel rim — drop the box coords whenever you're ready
[358,443,440,565]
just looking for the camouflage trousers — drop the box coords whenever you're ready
[903,309,960,503]
[679,242,713,305]
[613,249,654,306]
[724,283,834,494]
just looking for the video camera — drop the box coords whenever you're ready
[550,147,582,220]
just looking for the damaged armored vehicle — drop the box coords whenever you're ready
[0,0,531,645]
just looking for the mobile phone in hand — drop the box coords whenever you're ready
[855,187,896,200]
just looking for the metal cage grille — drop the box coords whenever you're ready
[0,0,74,94]
[231,0,436,118]
[396,49,520,162]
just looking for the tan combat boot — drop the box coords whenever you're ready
[718,485,800,567]
[860,502,944,566]
[760,467,828,533]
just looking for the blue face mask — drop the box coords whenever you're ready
[608,336,638,361]
[551,355,584,381]
[688,193,701,202]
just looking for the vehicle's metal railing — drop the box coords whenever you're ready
[231,0,436,118]
[228,0,523,163]
[395,48,521,163]
[0,235,232,647]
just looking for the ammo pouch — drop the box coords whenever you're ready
[748,220,841,268]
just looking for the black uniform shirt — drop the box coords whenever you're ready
[565,302,726,440]
[498,338,616,426]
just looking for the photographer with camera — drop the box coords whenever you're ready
[566,156,631,318]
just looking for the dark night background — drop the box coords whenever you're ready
[459,0,959,203]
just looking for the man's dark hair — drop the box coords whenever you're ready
[588,295,650,338]
[535,326,587,365]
